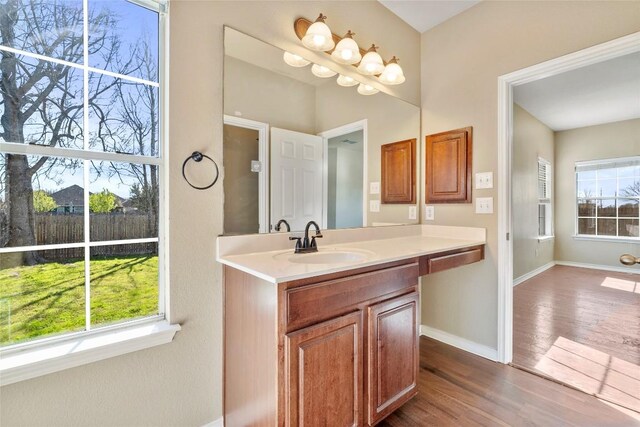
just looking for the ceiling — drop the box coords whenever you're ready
[514,52,640,131]
[378,0,480,33]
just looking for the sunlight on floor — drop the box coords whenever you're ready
[600,276,640,294]
[600,399,640,423]
[534,336,640,413]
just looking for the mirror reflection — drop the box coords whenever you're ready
[223,27,420,234]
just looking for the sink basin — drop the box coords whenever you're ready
[274,248,373,264]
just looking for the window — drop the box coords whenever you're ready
[538,157,553,238]
[0,0,166,348]
[576,157,640,239]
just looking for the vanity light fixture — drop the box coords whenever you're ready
[331,31,361,65]
[336,74,358,87]
[301,13,335,51]
[378,56,405,85]
[283,51,310,67]
[357,83,379,96]
[357,45,385,76]
[294,15,405,86]
[311,64,337,78]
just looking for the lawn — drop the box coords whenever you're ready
[0,255,158,346]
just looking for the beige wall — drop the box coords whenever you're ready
[420,1,640,349]
[315,81,421,226]
[555,118,640,268]
[0,2,420,426]
[512,104,555,279]
[224,56,316,134]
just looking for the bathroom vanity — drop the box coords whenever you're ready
[217,225,485,426]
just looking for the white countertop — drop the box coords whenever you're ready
[217,225,486,283]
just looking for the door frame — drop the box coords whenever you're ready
[317,119,368,229]
[223,115,270,233]
[496,32,640,364]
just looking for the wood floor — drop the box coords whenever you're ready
[379,336,639,426]
[513,265,640,413]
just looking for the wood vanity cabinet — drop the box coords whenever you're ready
[223,245,484,427]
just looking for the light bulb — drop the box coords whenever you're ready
[311,64,337,78]
[331,31,361,65]
[301,14,335,51]
[357,83,379,95]
[283,51,310,68]
[357,45,385,76]
[378,57,405,85]
[336,74,358,87]
[312,34,326,48]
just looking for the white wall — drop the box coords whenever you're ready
[420,1,640,349]
[554,118,640,268]
[512,104,555,280]
[0,2,420,425]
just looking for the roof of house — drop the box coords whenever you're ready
[50,185,84,207]
[50,185,126,207]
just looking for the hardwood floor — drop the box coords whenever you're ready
[380,336,639,426]
[513,265,640,413]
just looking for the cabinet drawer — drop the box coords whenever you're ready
[285,262,419,332]
[428,248,483,274]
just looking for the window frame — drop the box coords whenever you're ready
[574,156,640,241]
[0,0,173,363]
[537,157,553,239]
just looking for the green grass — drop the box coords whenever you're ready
[0,255,158,345]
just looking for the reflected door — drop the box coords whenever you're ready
[271,128,323,232]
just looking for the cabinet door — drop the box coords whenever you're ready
[425,127,472,203]
[286,311,363,427]
[381,138,416,204]
[366,292,419,426]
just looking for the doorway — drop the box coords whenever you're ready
[318,120,368,229]
[222,115,269,234]
[326,130,364,229]
[498,32,640,415]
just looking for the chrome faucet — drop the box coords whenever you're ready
[274,219,290,232]
[289,220,323,253]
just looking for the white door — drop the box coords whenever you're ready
[271,127,323,232]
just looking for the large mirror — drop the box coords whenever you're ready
[223,27,420,234]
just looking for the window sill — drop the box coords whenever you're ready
[572,235,640,244]
[537,235,555,242]
[0,321,181,386]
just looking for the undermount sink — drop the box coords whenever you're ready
[274,248,373,265]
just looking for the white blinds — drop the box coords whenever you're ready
[538,158,551,201]
[575,156,640,173]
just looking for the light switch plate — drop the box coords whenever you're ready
[370,182,380,195]
[408,206,417,220]
[475,172,493,189]
[250,160,262,173]
[369,200,380,212]
[475,197,493,214]
[425,205,435,221]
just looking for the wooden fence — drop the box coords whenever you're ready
[34,213,157,261]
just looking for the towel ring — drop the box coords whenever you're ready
[182,151,219,190]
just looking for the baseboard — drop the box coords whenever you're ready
[202,417,223,427]
[420,325,498,362]
[513,261,556,286]
[555,260,639,275]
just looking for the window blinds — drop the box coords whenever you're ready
[538,158,551,201]
[575,156,640,173]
